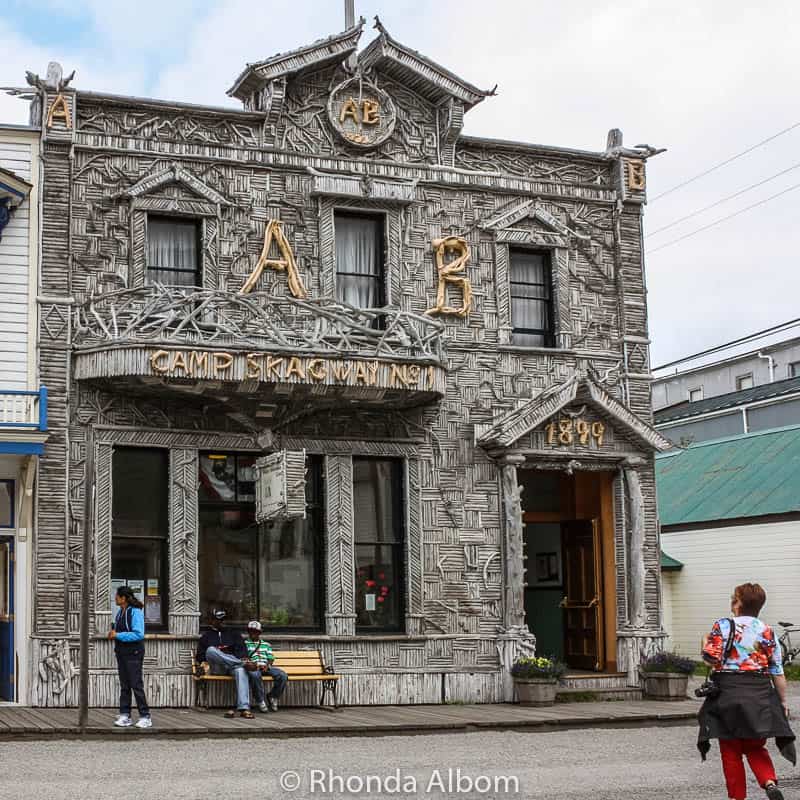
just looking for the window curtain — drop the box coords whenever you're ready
[147,218,199,287]
[335,215,381,308]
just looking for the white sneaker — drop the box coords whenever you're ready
[267,695,278,712]
[113,715,133,727]
[135,716,152,729]
[258,702,268,713]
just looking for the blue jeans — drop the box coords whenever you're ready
[248,664,288,704]
[205,647,250,710]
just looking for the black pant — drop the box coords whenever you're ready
[116,648,150,717]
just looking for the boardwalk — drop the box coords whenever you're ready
[0,698,700,740]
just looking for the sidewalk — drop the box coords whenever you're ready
[0,697,701,740]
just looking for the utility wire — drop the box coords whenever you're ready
[653,317,800,372]
[647,180,800,254]
[650,121,800,202]
[646,161,800,238]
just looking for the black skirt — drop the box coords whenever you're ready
[697,672,796,764]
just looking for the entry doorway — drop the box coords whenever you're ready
[520,469,617,672]
[0,536,14,700]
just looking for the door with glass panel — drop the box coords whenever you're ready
[0,537,14,700]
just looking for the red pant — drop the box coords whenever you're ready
[719,738,777,799]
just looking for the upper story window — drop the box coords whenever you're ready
[789,361,800,378]
[334,212,385,309]
[510,250,555,348]
[735,373,754,391]
[147,215,200,288]
[689,387,704,403]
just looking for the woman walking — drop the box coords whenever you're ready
[109,585,152,729]
[698,582,795,800]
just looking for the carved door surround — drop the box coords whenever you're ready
[480,369,671,675]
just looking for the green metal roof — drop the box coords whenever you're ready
[656,424,800,526]
[660,550,684,571]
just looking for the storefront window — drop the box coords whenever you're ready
[353,458,404,632]
[111,448,169,628]
[198,453,323,630]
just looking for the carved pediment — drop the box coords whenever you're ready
[481,199,589,247]
[477,370,672,454]
[121,163,231,209]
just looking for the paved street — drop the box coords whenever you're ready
[1,721,798,800]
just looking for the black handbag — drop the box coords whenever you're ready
[695,617,736,699]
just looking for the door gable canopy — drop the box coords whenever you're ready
[477,370,672,453]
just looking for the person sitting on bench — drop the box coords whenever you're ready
[245,621,288,712]
[196,608,256,719]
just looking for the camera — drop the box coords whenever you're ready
[694,681,720,699]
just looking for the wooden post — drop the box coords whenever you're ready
[500,455,526,628]
[623,461,646,628]
[78,425,95,730]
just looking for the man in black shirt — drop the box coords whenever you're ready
[196,609,255,718]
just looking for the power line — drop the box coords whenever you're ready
[650,121,800,203]
[646,160,800,238]
[653,317,800,372]
[646,180,800,254]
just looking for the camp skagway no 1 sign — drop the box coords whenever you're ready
[327,76,396,148]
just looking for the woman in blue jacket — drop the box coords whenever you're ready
[109,585,152,728]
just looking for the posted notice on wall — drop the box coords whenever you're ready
[365,593,376,611]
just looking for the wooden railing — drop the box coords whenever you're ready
[0,387,48,431]
[73,286,445,364]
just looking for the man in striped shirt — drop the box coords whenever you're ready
[245,621,288,712]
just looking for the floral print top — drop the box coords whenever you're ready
[702,616,783,675]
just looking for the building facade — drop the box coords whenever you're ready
[653,331,800,411]
[0,122,47,703]
[658,425,800,655]
[14,21,669,707]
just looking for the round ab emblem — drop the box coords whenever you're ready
[327,77,396,149]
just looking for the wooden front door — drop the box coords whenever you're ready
[561,520,604,670]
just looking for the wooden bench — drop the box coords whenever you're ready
[192,649,340,709]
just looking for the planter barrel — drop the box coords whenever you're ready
[639,669,690,701]
[514,678,558,706]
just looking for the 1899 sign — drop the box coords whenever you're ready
[545,417,606,447]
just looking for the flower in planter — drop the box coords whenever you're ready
[365,579,376,588]
[510,655,567,681]
[640,651,697,675]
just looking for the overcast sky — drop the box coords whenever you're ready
[2,0,798,366]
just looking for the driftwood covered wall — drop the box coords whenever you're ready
[24,25,667,706]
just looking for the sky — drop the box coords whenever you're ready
[2,0,799,365]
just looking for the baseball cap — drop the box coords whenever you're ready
[212,609,227,620]
[247,620,262,631]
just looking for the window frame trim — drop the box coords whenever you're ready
[353,455,406,635]
[507,246,557,348]
[0,479,14,529]
[319,199,401,308]
[145,213,203,289]
[111,446,171,631]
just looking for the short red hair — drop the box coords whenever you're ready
[733,583,766,617]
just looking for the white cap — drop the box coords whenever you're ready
[247,620,262,631]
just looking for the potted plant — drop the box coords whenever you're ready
[510,656,567,706]
[639,652,696,700]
